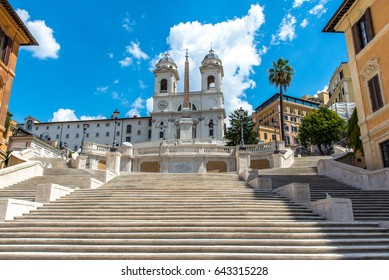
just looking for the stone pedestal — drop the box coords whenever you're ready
[237,151,250,173]
[275,183,311,204]
[179,117,193,140]
[35,183,74,203]
[249,177,273,190]
[75,155,87,170]
[106,151,121,175]
[307,198,354,221]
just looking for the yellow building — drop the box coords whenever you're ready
[327,62,355,106]
[252,93,320,147]
[323,0,389,170]
[0,0,37,166]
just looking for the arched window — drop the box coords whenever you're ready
[207,75,215,89]
[208,119,214,137]
[177,103,197,111]
[160,79,167,92]
[26,120,33,130]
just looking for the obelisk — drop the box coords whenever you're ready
[179,49,193,139]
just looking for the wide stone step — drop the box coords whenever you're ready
[2,251,389,260]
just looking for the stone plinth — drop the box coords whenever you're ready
[249,177,273,190]
[75,155,87,170]
[275,183,311,204]
[0,199,43,222]
[106,151,121,175]
[307,198,354,222]
[237,151,250,173]
[35,183,74,203]
[179,117,194,140]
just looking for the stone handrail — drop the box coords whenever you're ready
[318,157,389,190]
[0,160,45,189]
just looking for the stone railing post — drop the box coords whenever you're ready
[106,151,121,175]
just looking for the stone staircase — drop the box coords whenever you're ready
[1,172,389,259]
[0,158,101,202]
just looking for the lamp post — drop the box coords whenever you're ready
[80,123,88,155]
[110,109,120,152]
[237,107,245,150]
[273,124,279,154]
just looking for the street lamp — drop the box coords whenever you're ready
[273,124,280,154]
[237,107,246,150]
[110,109,120,152]
[80,123,89,155]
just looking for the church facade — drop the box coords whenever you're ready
[19,50,227,150]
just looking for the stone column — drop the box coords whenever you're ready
[106,151,121,175]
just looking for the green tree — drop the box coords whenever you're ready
[268,58,295,142]
[299,107,346,155]
[225,108,258,146]
[346,109,363,154]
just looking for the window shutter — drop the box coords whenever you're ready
[364,8,374,43]
[368,77,378,112]
[352,23,362,54]
[4,37,13,65]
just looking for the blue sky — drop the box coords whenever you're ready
[8,0,348,124]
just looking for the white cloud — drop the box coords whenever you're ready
[125,97,146,117]
[309,1,328,18]
[126,41,149,60]
[271,13,297,45]
[119,57,133,67]
[293,0,311,8]
[300,19,309,28]
[151,4,265,117]
[122,16,135,32]
[108,53,114,59]
[50,109,78,122]
[16,9,60,59]
[50,108,107,122]
[139,80,147,90]
[80,115,107,121]
[146,97,153,115]
[119,41,149,67]
[96,86,109,93]
[317,84,329,94]
[113,79,119,85]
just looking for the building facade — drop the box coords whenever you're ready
[19,50,226,150]
[323,0,389,169]
[252,93,320,147]
[0,0,37,166]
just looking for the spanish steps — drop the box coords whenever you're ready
[1,157,389,259]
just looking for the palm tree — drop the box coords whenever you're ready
[268,58,294,142]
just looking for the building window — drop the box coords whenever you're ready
[340,70,344,80]
[0,29,12,65]
[96,132,100,137]
[264,133,268,140]
[159,131,164,139]
[285,125,289,131]
[148,130,152,138]
[207,75,215,89]
[77,124,80,128]
[36,127,39,131]
[380,139,389,168]
[352,8,374,54]
[74,145,78,151]
[368,74,384,113]
[294,137,299,144]
[65,134,69,139]
[46,126,49,130]
[26,120,33,130]
[57,125,60,129]
[76,134,79,138]
[67,125,70,129]
[292,126,298,133]
[97,124,100,127]
[284,115,289,121]
[149,119,152,126]
[137,130,141,136]
[86,133,89,138]
[291,117,297,122]
[56,134,59,139]
[116,131,120,136]
[126,137,131,142]
[126,125,132,133]
[138,120,141,125]
[160,79,167,92]
[106,123,110,127]
[106,132,110,137]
